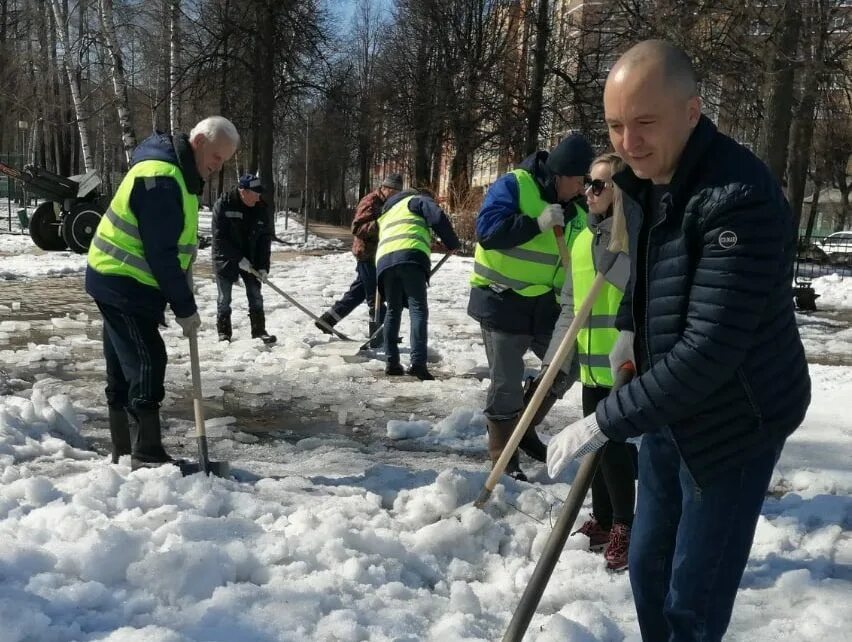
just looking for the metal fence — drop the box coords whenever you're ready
[794,232,852,310]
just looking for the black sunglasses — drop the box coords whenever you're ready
[584,178,610,196]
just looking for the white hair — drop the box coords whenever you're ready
[189,116,240,147]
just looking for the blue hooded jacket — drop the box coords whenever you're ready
[86,132,203,321]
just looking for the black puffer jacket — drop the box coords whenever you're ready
[597,116,811,487]
[211,188,272,281]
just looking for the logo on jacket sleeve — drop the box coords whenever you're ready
[718,231,738,249]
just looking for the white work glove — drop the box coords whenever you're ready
[258,269,268,282]
[547,414,609,478]
[238,257,253,273]
[175,312,202,338]
[609,330,635,377]
[537,204,565,232]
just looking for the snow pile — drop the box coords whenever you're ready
[272,214,345,251]
[0,388,91,466]
[811,274,852,310]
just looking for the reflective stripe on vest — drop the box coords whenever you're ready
[376,195,432,262]
[470,168,587,297]
[572,227,624,387]
[87,160,199,288]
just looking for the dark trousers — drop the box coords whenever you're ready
[97,301,166,412]
[383,264,428,366]
[629,429,783,641]
[216,271,264,316]
[582,385,637,529]
[481,328,551,421]
[331,260,385,322]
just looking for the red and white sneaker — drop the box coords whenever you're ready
[604,522,631,571]
[572,516,611,552]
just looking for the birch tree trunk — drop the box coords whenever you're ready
[49,0,94,172]
[98,0,137,164]
[169,0,181,134]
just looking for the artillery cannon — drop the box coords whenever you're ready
[0,161,107,253]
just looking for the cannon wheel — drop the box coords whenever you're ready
[61,201,103,254]
[29,201,68,251]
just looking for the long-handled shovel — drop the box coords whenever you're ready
[246,267,354,342]
[368,290,383,349]
[474,270,607,508]
[184,333,230,477]
[357,252,453,352]
[501,363,636,642]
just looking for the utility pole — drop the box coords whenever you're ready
[303,114,309,244]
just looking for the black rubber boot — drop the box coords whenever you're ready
[128,407,172,469]
[108,406,132,464]
[406,364,435,381]
[385,362,404,376]
[315,311,337,335]
[487,417,527,482]
[217,313,232,342]
[249,311,277,345]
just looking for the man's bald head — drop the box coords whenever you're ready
[603,40,701,184]
[609,40,698,100]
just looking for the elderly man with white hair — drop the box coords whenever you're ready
[86,116,239,470]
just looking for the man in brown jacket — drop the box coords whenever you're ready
[316,173,402,338]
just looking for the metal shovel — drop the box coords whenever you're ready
[181,333,230,477]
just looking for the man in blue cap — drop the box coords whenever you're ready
[211,173,276,344]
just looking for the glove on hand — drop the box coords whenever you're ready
[258,269,268,282]
[547,414,609,478]
[238,258,253,273]
[176,312,202,338]
[537,204,565,233]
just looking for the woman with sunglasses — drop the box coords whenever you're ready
[542,152,636,571]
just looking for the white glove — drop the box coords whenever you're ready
[609,330,635,377]
[238,258,253,273]
[547,414,609,478]
[258,269,268,282]
[176,312,202,338]
[537,204,565,232]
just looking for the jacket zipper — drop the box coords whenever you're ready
[642,196,669,369]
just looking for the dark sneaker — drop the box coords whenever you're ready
[385,362,404,376]
[406,364,435,381]
[315,312,337,335]
[604,523,630,571]
[572,516,611,552]
[258,332,277,345]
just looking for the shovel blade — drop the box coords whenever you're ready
[179,459,231,478]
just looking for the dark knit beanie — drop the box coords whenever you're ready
[545,133,595,177]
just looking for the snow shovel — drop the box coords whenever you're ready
[474,270,607,508]
[246,266,354,342]
[183,333,230,477]
[357,253,453,352]
[501,363,635,642]
[368,290,383,349]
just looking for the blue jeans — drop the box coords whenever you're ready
[331,260,384,323]
[217,271,264,316]
[629,429,783,642]
[97,301,167,412]
[382,264,428,366]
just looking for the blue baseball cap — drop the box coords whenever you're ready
[238,174,264,193]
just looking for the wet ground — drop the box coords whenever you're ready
[3,229,852,467]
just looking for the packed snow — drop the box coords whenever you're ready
[0,234,849,641]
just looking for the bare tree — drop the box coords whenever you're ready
[169,0,181,133]
[98,0,138,164]
[49,0,95,171]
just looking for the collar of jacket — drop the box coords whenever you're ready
[173,133,205,195]
[612,114,717,212]
[519,150,558,204]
